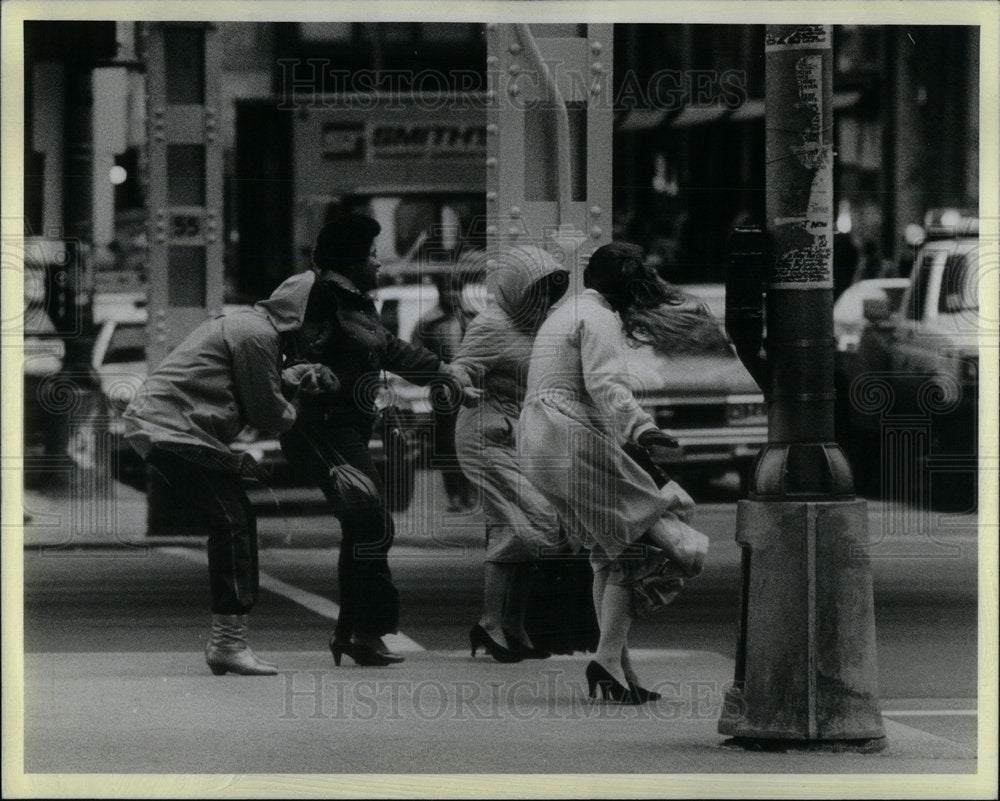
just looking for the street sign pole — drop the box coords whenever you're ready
[718,25,885,745]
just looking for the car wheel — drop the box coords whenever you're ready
[926,461,977,513]
[925,412,977,513]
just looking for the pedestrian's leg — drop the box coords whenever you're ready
[350,504,398,646]
[593,582,633,687]
[503,562,536,648]
[479,561,513,649]
[280,421,353,643]
[335,427,400,654]
[334,532,355,644]
[591,566,608,631]
[149,449,274,675]
[621,645,639,685]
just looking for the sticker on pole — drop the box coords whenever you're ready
[765,26,830,51]
[769,52,833,288]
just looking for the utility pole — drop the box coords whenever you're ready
[719,25,885,745]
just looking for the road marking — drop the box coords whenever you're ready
[160,547,424,653]
[883,710,977,717]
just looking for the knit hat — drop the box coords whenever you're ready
[313,213,382,274]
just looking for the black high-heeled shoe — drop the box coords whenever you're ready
[503,630,551,660]
[628,680,661,702]
[586,661,641,704]
[469,625,521,663]
[329,637,404,667]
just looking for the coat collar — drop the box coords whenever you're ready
[319,269,368,299]
[581,287,613,309]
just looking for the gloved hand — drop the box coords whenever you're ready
[637,428,679,450]
[282,363,340,395]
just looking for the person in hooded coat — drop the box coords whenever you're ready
[451,245,571,662]
[123,271,338,675]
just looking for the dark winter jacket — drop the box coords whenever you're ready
[300,271,444,431]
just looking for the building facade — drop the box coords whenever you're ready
[23,22,979,305]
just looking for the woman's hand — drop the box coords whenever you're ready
[461,385,485,407]
[439,361,471,388]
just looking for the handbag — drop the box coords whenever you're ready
[325,446,381,509]
[623,441,709,578]
[653,511,708,578]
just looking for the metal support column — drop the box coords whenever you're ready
[144,22,224,535]
[485,23,612,287]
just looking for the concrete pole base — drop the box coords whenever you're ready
[717,498,885,741]
[721,736,888,753]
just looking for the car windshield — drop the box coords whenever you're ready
[905,252,938,321]
[938,252,978,313]
[105,323,146,364]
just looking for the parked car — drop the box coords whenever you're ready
[627,284,767,492]
[84,295,149,486]
[833,277,910,446]
[23,296,68,457]
[846,218,979,509]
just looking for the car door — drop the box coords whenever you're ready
[887,247,943,416]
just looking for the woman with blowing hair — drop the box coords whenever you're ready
[519,242,716,703]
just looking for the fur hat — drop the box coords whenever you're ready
[313,213,382,274]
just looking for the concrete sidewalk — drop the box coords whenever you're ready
[21,648,976,776]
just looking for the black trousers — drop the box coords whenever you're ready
[147,447,259,614]
[281,419,399,640]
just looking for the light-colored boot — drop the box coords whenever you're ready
[205,614,278,676]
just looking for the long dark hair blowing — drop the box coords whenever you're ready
[585,242,730,357]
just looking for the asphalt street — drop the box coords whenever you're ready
[16,470,983,776]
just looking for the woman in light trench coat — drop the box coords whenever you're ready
[451,245,571,663]
[519,242,717,703]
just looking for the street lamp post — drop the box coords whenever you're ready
[718,25,885,745]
